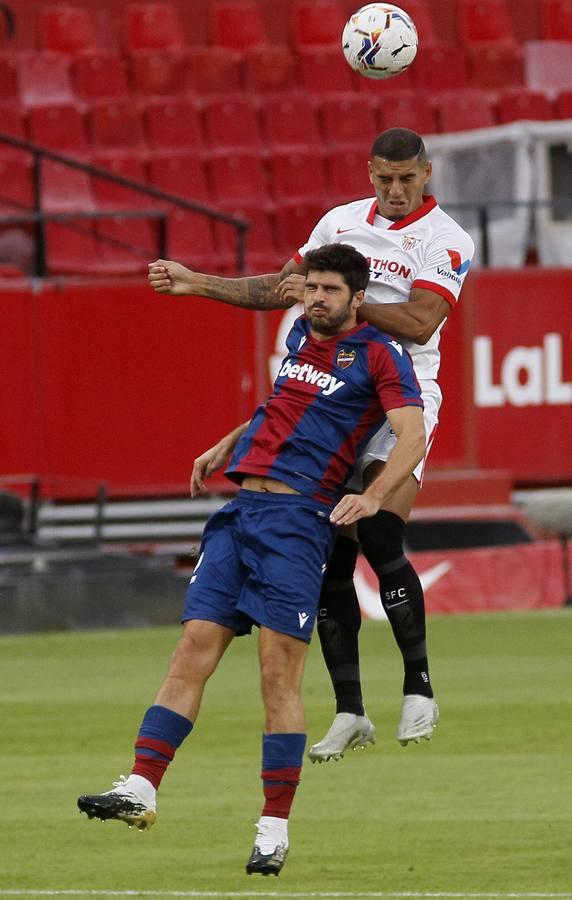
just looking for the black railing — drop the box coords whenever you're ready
[0,131,250,276]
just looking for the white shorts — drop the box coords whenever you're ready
[347,379,442,491]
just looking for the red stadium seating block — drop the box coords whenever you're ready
[186,46,242,95]
[436,89,497,133]
[91,152,149,209]
[122,2,185,52]
[41,160,95,212]
[143,97,204,151]
[0,55,17,102]
[274,200,329,255]
[39,5,100,54]
[298,46,355,94]
[260,93,321,149]
[16,51,75,107]
[0,156,33,211]
[320,94,377,149]
[377,90,438,136]
[28,103,89,155]
[95,216,156,274]
[209,1,268,49]
[326,147,374,204]
[167,209,219,270]
[457,0,516,46]
[542,0,572,40]
[72,53,130,101]
[46,220,99,275]
[269,148,327,202]
[207,151,270,206]
[467,43,524,89]
[214,206,283,274]
[203,95,263,150]
[128,50,187,96]
[554,89,572,117]
[290,1,347,48]
[242,46,298,93]
[412,45,469,92]
[497,88,554,122]
[148,152,211,202]
[89,99,145,150]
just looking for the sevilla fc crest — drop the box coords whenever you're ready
[337,348,356,369]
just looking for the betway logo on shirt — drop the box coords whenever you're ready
[278,360,345,396]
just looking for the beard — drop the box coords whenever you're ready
[306,302,354,336]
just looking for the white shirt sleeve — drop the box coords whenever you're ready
[412,226,475,307]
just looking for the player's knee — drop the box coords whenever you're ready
[357,510,406,572]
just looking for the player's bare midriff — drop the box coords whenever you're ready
[241,476,301,495]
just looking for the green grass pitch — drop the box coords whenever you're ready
[0,609,571,897]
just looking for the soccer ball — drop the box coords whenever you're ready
[342,3,418,80]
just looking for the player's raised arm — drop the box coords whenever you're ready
[148,258,304,310]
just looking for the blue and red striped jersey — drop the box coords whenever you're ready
[226,316,423,506]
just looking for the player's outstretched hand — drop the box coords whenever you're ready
[275,273,306,306]
[330,493,379,526]
[148,259,194,295]
[190,443,231,497]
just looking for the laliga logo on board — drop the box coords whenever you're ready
[474,333,572,407]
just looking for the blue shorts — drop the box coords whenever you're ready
[182,489,336,642]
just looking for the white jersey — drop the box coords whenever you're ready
[295,195,475,381]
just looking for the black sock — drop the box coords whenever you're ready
[317,535,364,716]
[358,511,433,699]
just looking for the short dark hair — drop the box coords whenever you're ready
[371,127,427,164]
[303,243,370,295]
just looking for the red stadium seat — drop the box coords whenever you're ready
[320,94,377,149]
[143,97,204,151]
[28,103,89,155]
[524,40,572,93]
[122,2,185,52]
[554,88,572,117]
[0,55,17,102]
[91,152,149,209]
[46,220,99,275]
[88,99,145,150]
[209,1,268,49]
[214,206,283,274]
[377,90,438,136]
[467,44,524,89]
[128,51,187,96]
[274,200,329,255]
[95,216,156,274]
[542,0,572,39]
[260,93,321,149]
[0,103,27,148]
[167,209,219,269]
[207,151,270,206]
[457,0,516,46]
[148,152,211,202]
[41,160,94,212]
[298,46,355,94]
[242,46,298,93]
[436,89,497,133]
[355,65,415,94]
[496,88,554,122]
[0,156,33,210]
[269,148,327,202]
[203,95,263,150]
[290,1,347,48]
[72,53,130,100]
[39,5,100,54]
[326,147,373,203]
[412,45,469,92]
[16,51,74,107]
[186,46,243,95]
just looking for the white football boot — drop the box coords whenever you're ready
[396,695,439,746]
[308,712,376,763]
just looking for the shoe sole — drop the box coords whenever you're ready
[308,728,376,763]
[77,798,156,831]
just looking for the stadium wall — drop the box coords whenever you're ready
[1,268,571,495]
